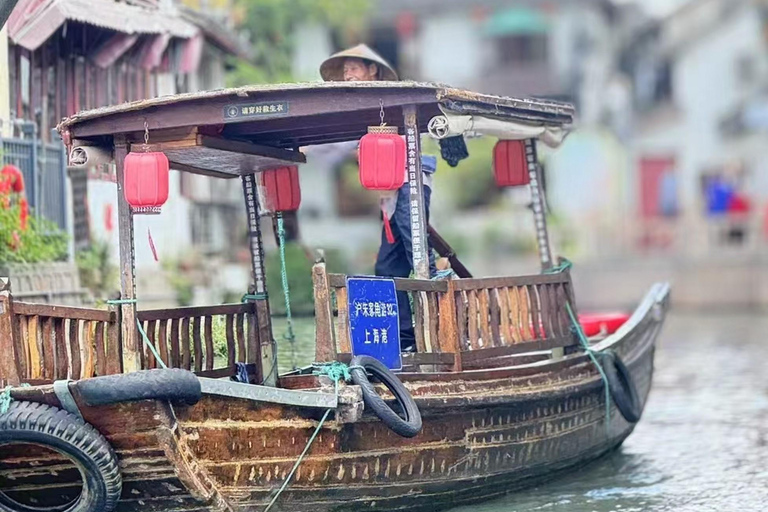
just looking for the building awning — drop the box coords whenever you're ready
[484,7,549,37]
[7,0,198,51]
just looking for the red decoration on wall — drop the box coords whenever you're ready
[123,151,169,214]
[260,166,301,212]
[493,140,530,187]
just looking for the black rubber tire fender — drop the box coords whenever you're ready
[0,401,122,512]
[601,350,642,423]
[349,355,422,438]
[73,368,201,407]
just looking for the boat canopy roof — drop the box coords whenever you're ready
[57,81,575,179]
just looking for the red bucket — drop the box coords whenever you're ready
[578,313,630,337]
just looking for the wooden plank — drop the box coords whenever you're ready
[169,318,181,368]
[157,319,169,367]
[312,262,336,363]
[236,313,246,363]
[137,303,250,322]
[437,282,462,372]
[204,316,214,371]
[413,292,426,354]
[17,315,30,380]
[460,337,575,363]
[181,317,191,370]
[29,316,44,379]
[105,311,121,375]
[452,273,569,291]
[42,317,55,380]
[537,284,551,340]
[328,274,447,292]
[198,135,307,163]
[82,321,95,379]
[498,287,513,345]
[192,317,203,373]
[145,320,157,369]
[195,366,237,379]
[54,318,69,380]
[336,287,352,354]
[115,137,140,373]
[336,352,455,366]
[467,290,480,350]
[225,314,236,368]
[556,283,571,337]
[507,286,522,343]
[518,286,534,341]
[428,292,439,353]
[427,225,472,278]
[0,291,22,386]
[68,319,81,380]
[477,288,492,348]
[12,303,113,322]
[94,321,107,376]
[246,310,264,383]
[403,104,430,279]
[455,291,469,351]
[489,289,502,347]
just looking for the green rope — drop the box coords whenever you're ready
[106,298,168,370]
[263,361,354,512]
[1,384,32,415]
[242,293,268,301]
[276,212,297,370]
[542,258,611,428]
[431,268,455,281]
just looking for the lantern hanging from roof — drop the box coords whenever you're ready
[261,166,301,212]
[493,140,530,187]
[123,151,170,214]
[358,126,406,191]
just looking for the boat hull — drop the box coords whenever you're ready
[0,284,668,512]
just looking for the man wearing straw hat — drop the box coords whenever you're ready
[320,44,437,352]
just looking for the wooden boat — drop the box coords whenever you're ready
[0,82,669,512]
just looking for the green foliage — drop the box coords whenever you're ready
[227,0,372,86]
[162,260,195,307]
[425,137,502,211]
[76,240,118,299]
[0,202,68,264]
[266,243,347,315]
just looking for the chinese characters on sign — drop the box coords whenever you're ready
[242,174,266,294]
[224,101,289,119]
[404,118,428,277]
[347,277,402,370]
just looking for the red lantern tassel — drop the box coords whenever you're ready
[148,228,159,262]
[382,207,395,244]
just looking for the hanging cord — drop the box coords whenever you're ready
[543,258,611,428]
[106,298,169,369]
[262,362,361,512]
[276,212,297,370]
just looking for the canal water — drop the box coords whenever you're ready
[445,313,768,512]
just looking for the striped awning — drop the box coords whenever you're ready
[7,0,198,51]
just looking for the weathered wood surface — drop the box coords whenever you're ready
[1,286,667,512]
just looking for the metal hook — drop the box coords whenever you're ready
[379,99,385,126]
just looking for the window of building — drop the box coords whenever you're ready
[497,35,548,65]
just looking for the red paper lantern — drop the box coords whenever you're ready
[358,127,406,190]
[261,166,301,212]
[123,151,169,214]
[493,140,530,187]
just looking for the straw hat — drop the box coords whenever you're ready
[320,44,399,82]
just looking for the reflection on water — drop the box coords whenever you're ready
[448,313,768,512]
[275,313,768,511]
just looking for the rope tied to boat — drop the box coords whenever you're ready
[106,298,169,370]
[543,258,612,428]
[276,212,298,370]
[262,361,357,512]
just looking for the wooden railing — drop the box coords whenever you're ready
[314,264,577,373]
[136,303,261,379]
[6,301,120,382]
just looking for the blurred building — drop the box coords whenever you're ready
[1,0,251,303]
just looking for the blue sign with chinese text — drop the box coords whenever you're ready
[347,277,402,370]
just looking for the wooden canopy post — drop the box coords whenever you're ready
[242,172,277,386]
[115,136,141,373]
[403,105,434,356]
[0,280,22,386]
[526,139,554,271]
